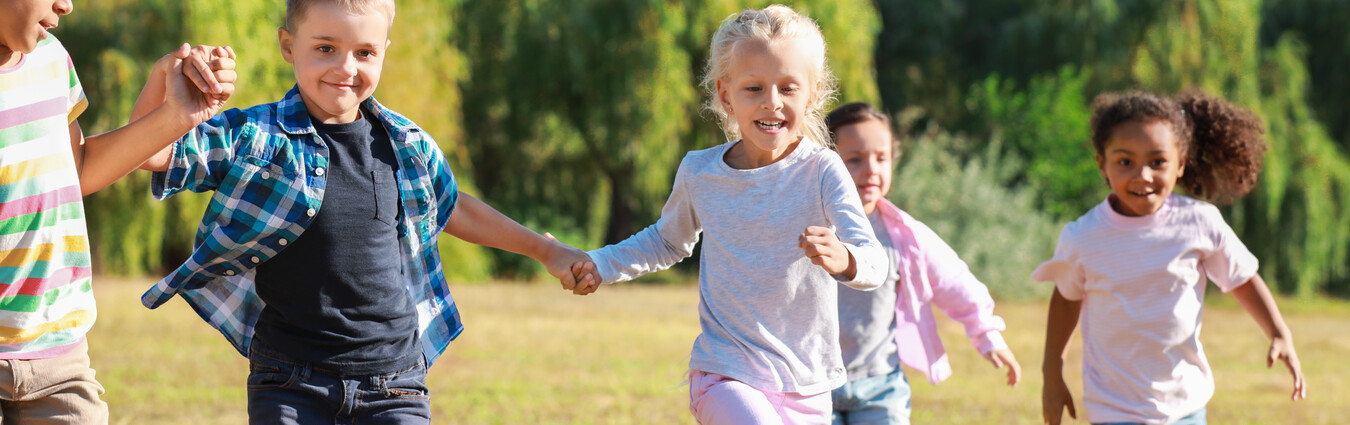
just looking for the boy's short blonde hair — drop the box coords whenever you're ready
[284,0,396,31]
[700,4,838,148]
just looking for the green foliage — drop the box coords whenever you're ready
[891,130,1059,301]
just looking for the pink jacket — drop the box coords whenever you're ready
[876,199,1008,384]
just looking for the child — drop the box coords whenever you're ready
[2,1,235,424]
[129,0,592,422]
[1034,91,1306,425]
[824,102,1021,425]
[567,6,887,424]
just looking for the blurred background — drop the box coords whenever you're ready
[64,0,1350,301]
[54,1,1350,423]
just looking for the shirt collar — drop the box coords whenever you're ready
[274,85,419,138]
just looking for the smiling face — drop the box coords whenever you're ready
[0,0,72,66]
[1097,119,1186,216]
[278,1,391,124]
[716,38,817,168]
[835,119,894,215]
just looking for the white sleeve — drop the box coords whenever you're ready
[587,158,702,284]
[819,153,886,290]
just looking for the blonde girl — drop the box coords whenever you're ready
[1035,91,1306,425]
[569,5,887,424]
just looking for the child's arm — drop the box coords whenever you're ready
[443,192,595,293]
[1042,287,1081,425]
[130,44,236,172]
[71,44,235,193]
[1231,274,1307,400]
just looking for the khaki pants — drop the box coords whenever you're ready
[0,340,108,425]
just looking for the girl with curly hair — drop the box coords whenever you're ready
[1034,91,1306,425]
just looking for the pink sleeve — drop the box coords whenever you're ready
[1031,226,1085,301]
[918,224,1009,354]
[1200,206,1259,292]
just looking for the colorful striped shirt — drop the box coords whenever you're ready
[0,34,95,360]
[142,86,464,364]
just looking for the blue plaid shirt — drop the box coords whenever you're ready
[143,86,463,364]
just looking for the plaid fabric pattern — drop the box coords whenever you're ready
[142,86,463,364]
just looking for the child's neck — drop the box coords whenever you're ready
[0,48,20,69]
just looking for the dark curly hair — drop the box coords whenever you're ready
[825,102,900,159]
[1089,91,1267,205]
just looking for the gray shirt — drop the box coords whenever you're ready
[837,212,902,381]
[589,141,886,395]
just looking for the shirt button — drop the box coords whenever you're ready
[315,167,326,176]
[260,171,271,180]
[224,270,236,276]
[278,238,289,246]
[306,208,317,217]
[251,256,261,263]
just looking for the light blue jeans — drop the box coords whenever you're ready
[246,341,431,425]
[1094,408,1206,425]
[831,367,910,425]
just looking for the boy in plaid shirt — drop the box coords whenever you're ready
[132,0,592,423]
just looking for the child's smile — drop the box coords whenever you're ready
[1097,119,1186,217]
[278,1,392,124]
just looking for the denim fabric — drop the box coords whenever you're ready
[831,367,910,425]
[246,341,431,425]
[1093,408,1206,425]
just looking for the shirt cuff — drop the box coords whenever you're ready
[973,330,1008,355]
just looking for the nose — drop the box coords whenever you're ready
[54,0,73,15]
[1131,164,1153,183]
[761,88,783,111]
[335,54,358,77]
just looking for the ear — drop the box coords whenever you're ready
[278,27,296,64]
[1095,153,1109,184]
[716,79,732,114]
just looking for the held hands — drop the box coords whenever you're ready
[798,226,855,277]
[160,43,237,128]
[1268,336,1307,400]
[982,348,1022,387]
[541,233,600,295]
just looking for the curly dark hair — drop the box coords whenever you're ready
[825,102,900,159]
[1089,91,1267,205]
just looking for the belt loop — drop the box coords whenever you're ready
[299,362,312,381]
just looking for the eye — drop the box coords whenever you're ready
[1116,159,1132,166]
[317,45,334,53]
[845,157,862,164]
[1150,159,1167,167]
[745,85,762,93]
[358,49,377,58]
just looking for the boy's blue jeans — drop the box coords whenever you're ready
[1094,408,1206,425]
[831,366,911,425]
[246,341,431,425]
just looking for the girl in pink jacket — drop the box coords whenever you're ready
[825,102,1021,425]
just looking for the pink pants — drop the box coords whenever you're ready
[688,370,831,425]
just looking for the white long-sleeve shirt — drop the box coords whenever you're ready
[589,140,886,395]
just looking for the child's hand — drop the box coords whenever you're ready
[163,43,237,127]
[1042,372,1077,425]
[983,348,1022,386]
[1268,336,1307,400]
[798,226,854,276]
[542,233,600,295]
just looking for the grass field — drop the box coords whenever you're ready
[89,277,1348,424]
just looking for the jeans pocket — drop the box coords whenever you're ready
[247,356,299,391]
[382,358,430,400]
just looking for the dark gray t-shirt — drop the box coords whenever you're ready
[837,211,902,381]
[253,111,419,375]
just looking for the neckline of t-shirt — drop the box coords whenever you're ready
[0,52,29,74]
[716,138,815,175]
[1099,194,1174,229]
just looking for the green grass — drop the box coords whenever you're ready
[89,278,1348,424]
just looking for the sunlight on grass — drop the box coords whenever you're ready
[89,278,1347,424]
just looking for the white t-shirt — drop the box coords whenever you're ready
[589,140,887,395]
[1032,194,1258,425]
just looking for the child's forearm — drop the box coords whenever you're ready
[79,107,197,194]
[1042,288,1082,375]
[443,192,551,260]
[1232,274,1293,341]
